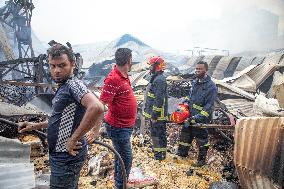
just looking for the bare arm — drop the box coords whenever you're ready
[18,120,48,133]
[86,101,107,144]
[67,92,104,156]
[85,113,103,144]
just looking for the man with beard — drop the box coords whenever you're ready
[100,48,137,189]
[177,61,217,170]
[19,44,104,189]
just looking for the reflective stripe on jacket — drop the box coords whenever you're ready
[188,75,217,124]
[143,72,168,121]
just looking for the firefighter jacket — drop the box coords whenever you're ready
[143,72,168,121]
[186,75,217,124]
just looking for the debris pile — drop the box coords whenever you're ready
[76,129,235,188]
[1,50,284,188]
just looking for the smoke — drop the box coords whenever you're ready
[218,0,284,16]
[190,0,284,53]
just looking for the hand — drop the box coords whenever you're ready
[181,98,190,105]
[151,119,157,123]
[185,117,196,127]
[86,129,100,144]
[184,118,191,127]
[66,138,82,156]
[18,121,36,133]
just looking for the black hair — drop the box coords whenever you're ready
[115,48,132,66]
[196,61,208,71]
[47,43,75,62]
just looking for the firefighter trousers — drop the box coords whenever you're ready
[177,125,209,158]
[150,120,167,160]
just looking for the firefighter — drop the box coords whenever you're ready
[177,61,217,168]
[143,56,168,160]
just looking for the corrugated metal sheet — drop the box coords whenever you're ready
[212,56,234,79]
[235,56,256,74]
[271,72,284,108]
[202,55,215,66]
[221,99,254,117]
[235,55,265,73]
[223,65,256,83]
[234,117,284,189]
[230,53,284,92]
[278,54,284,65]
[0,136,35,189]
[187,56,204,68]
[265,71,284,98]
[224,57,242,78]
[180,56,204,74]
[251,56,265,65]
[246,53,284,88]
[213,78,255,100]
[231,74,257,92]
[207,55,223,76]
[179,55,224,75]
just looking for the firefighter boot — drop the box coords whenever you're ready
[176,145,189,157]
[151,136,166,160]
[176,125,192,157]
[154,151,166,161]
[192,147,208,167]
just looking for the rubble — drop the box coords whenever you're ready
[75,134,232,189]
[271,71,284,108]
[1,49,284,189]
[27,129,235,189]
[253,94,284,117]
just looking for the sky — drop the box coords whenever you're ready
[29,0,284,54]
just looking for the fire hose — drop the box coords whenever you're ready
[0,118,128,189]
[93,140,127,189]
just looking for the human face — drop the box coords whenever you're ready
[149,64,156,74]
[48,54,74,83]
[127,56,133,71]
[195,64,207,79]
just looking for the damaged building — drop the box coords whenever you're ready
[0,0,283,189]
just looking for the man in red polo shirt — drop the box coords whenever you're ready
[100,48,137,189]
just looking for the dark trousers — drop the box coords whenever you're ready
[49,155,85,189]
[105,123,133,189]
[150,120,167,159]
[177,125,209,158]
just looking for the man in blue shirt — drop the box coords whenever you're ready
[19,44,104,189]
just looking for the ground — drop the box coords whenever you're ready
[31,128,237,189]
[77,136,229,189]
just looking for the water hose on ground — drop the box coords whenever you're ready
[93,140,127,189]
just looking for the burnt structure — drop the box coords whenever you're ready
[0,0,35,58]
[0,1,84,105]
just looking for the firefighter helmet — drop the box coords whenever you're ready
[171,104,190,124]
[147,56,166,72]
